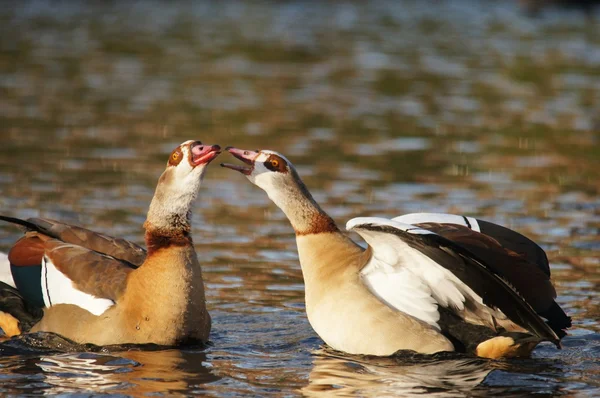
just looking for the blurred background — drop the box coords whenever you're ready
[0,1,599,396]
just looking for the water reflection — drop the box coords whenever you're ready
[0,0,599,396]
[303,349,493,397]
[35,349,217,396]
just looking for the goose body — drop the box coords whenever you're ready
[221,147,571,358]
[0,140,219,345]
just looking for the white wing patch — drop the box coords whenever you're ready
[393,213,480,232]
[42,256,114,316]
[0,251,15,287]
[361,253,441,328]
[348,217,485,329]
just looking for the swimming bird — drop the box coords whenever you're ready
[221,147,571,359]
[0,140,219,346]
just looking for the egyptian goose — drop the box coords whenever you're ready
[0,140,219,345]
[221,147,571,359]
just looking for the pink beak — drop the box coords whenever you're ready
[220,147,259,175]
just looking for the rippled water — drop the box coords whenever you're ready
[0,1,599,396]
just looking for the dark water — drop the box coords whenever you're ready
[0,1,599,396]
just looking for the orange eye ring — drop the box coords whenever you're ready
[172,152,179,161]
[271,159,279,168]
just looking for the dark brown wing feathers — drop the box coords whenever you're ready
[28,218,146,266]
[43,237,134,301]
[477,219,550,276]
[415,222,571,338]
[1,216,145,302]
[364,223,560,345]
[416,223,556,311]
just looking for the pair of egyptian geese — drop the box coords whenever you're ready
[0,140,571,359]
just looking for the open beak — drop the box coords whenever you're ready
[220,147,259,175]
[190,142,222,166]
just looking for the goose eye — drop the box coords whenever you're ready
[264,155,287,173]
[169,148,183,166]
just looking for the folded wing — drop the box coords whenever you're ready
[2,216,143,317]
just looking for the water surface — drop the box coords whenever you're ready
[0,1,599,396]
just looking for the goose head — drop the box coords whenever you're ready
[220,147,309,211]
[220,147,295,193]
[221,147,336,234]
[146,140,221,233]
[162,140,221,189]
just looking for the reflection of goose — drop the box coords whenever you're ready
[222,148,571,359]
[0,140,219,345]
[38,349,219,396]
[303,349,492,397]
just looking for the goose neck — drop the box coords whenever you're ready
[266,174,338,236]
[144,176,196,255]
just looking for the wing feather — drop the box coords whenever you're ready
[1,215,139,316]
[0,216,146,267]
[348,217,560,347]
[392,213,571,337]
[42,236,134,302]
[394,213,549,276]
[41,255,115,315]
